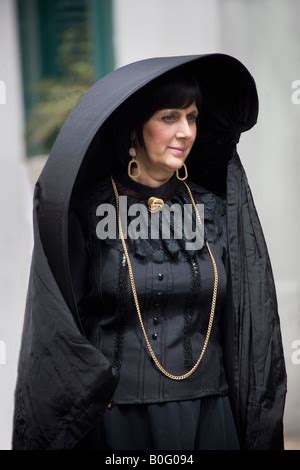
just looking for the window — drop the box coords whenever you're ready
[17,0,114,156]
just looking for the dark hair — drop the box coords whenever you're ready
[133,68,201,148]
[110,67,202,175]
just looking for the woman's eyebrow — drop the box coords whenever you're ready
[161,108,198,114]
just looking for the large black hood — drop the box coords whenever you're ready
[12,53,287,449]
[37,53,258,318]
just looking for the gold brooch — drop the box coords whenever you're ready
[147,197,165,213]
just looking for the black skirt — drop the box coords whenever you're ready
[74,395,240,450]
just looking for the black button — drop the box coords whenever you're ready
[158,273,164,281]
[153,317,159,325]
[154,302,160,308]
[157,291,162,296]
[152,333,158,340]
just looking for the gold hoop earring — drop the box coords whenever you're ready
[176,162,188,180]
[128,136,140,177]
[128,157,141,177]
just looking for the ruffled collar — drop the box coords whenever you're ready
[93,173,226,264]
[73,172,226,264]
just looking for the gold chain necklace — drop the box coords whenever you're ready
[110,176,219,381]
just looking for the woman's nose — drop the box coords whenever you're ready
[176,119,193,138]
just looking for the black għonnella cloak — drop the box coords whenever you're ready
[12,53,287,450]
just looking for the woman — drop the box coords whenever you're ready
[71,69,239,450]
[12,53,287,450]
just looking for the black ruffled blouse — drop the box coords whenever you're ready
[72,172,230,404]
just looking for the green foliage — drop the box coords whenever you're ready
[26,25,94,153]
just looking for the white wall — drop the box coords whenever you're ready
[114,0,221,66]
[217,0,300,438]
[0,0,33,450]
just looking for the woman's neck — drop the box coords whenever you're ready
[129,170,175,188]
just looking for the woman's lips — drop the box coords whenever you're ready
[168,147,185,155]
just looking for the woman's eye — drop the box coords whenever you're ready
[161,114,197,124]
[162,115,175,123]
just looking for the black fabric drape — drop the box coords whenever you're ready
[12,53,287,449]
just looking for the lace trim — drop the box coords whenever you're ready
[183,255,201,369]
[112,251,127,373]
[72,176,226,264]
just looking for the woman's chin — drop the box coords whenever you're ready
[164,159,186,172]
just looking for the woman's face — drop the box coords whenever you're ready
[135,102,198,173]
